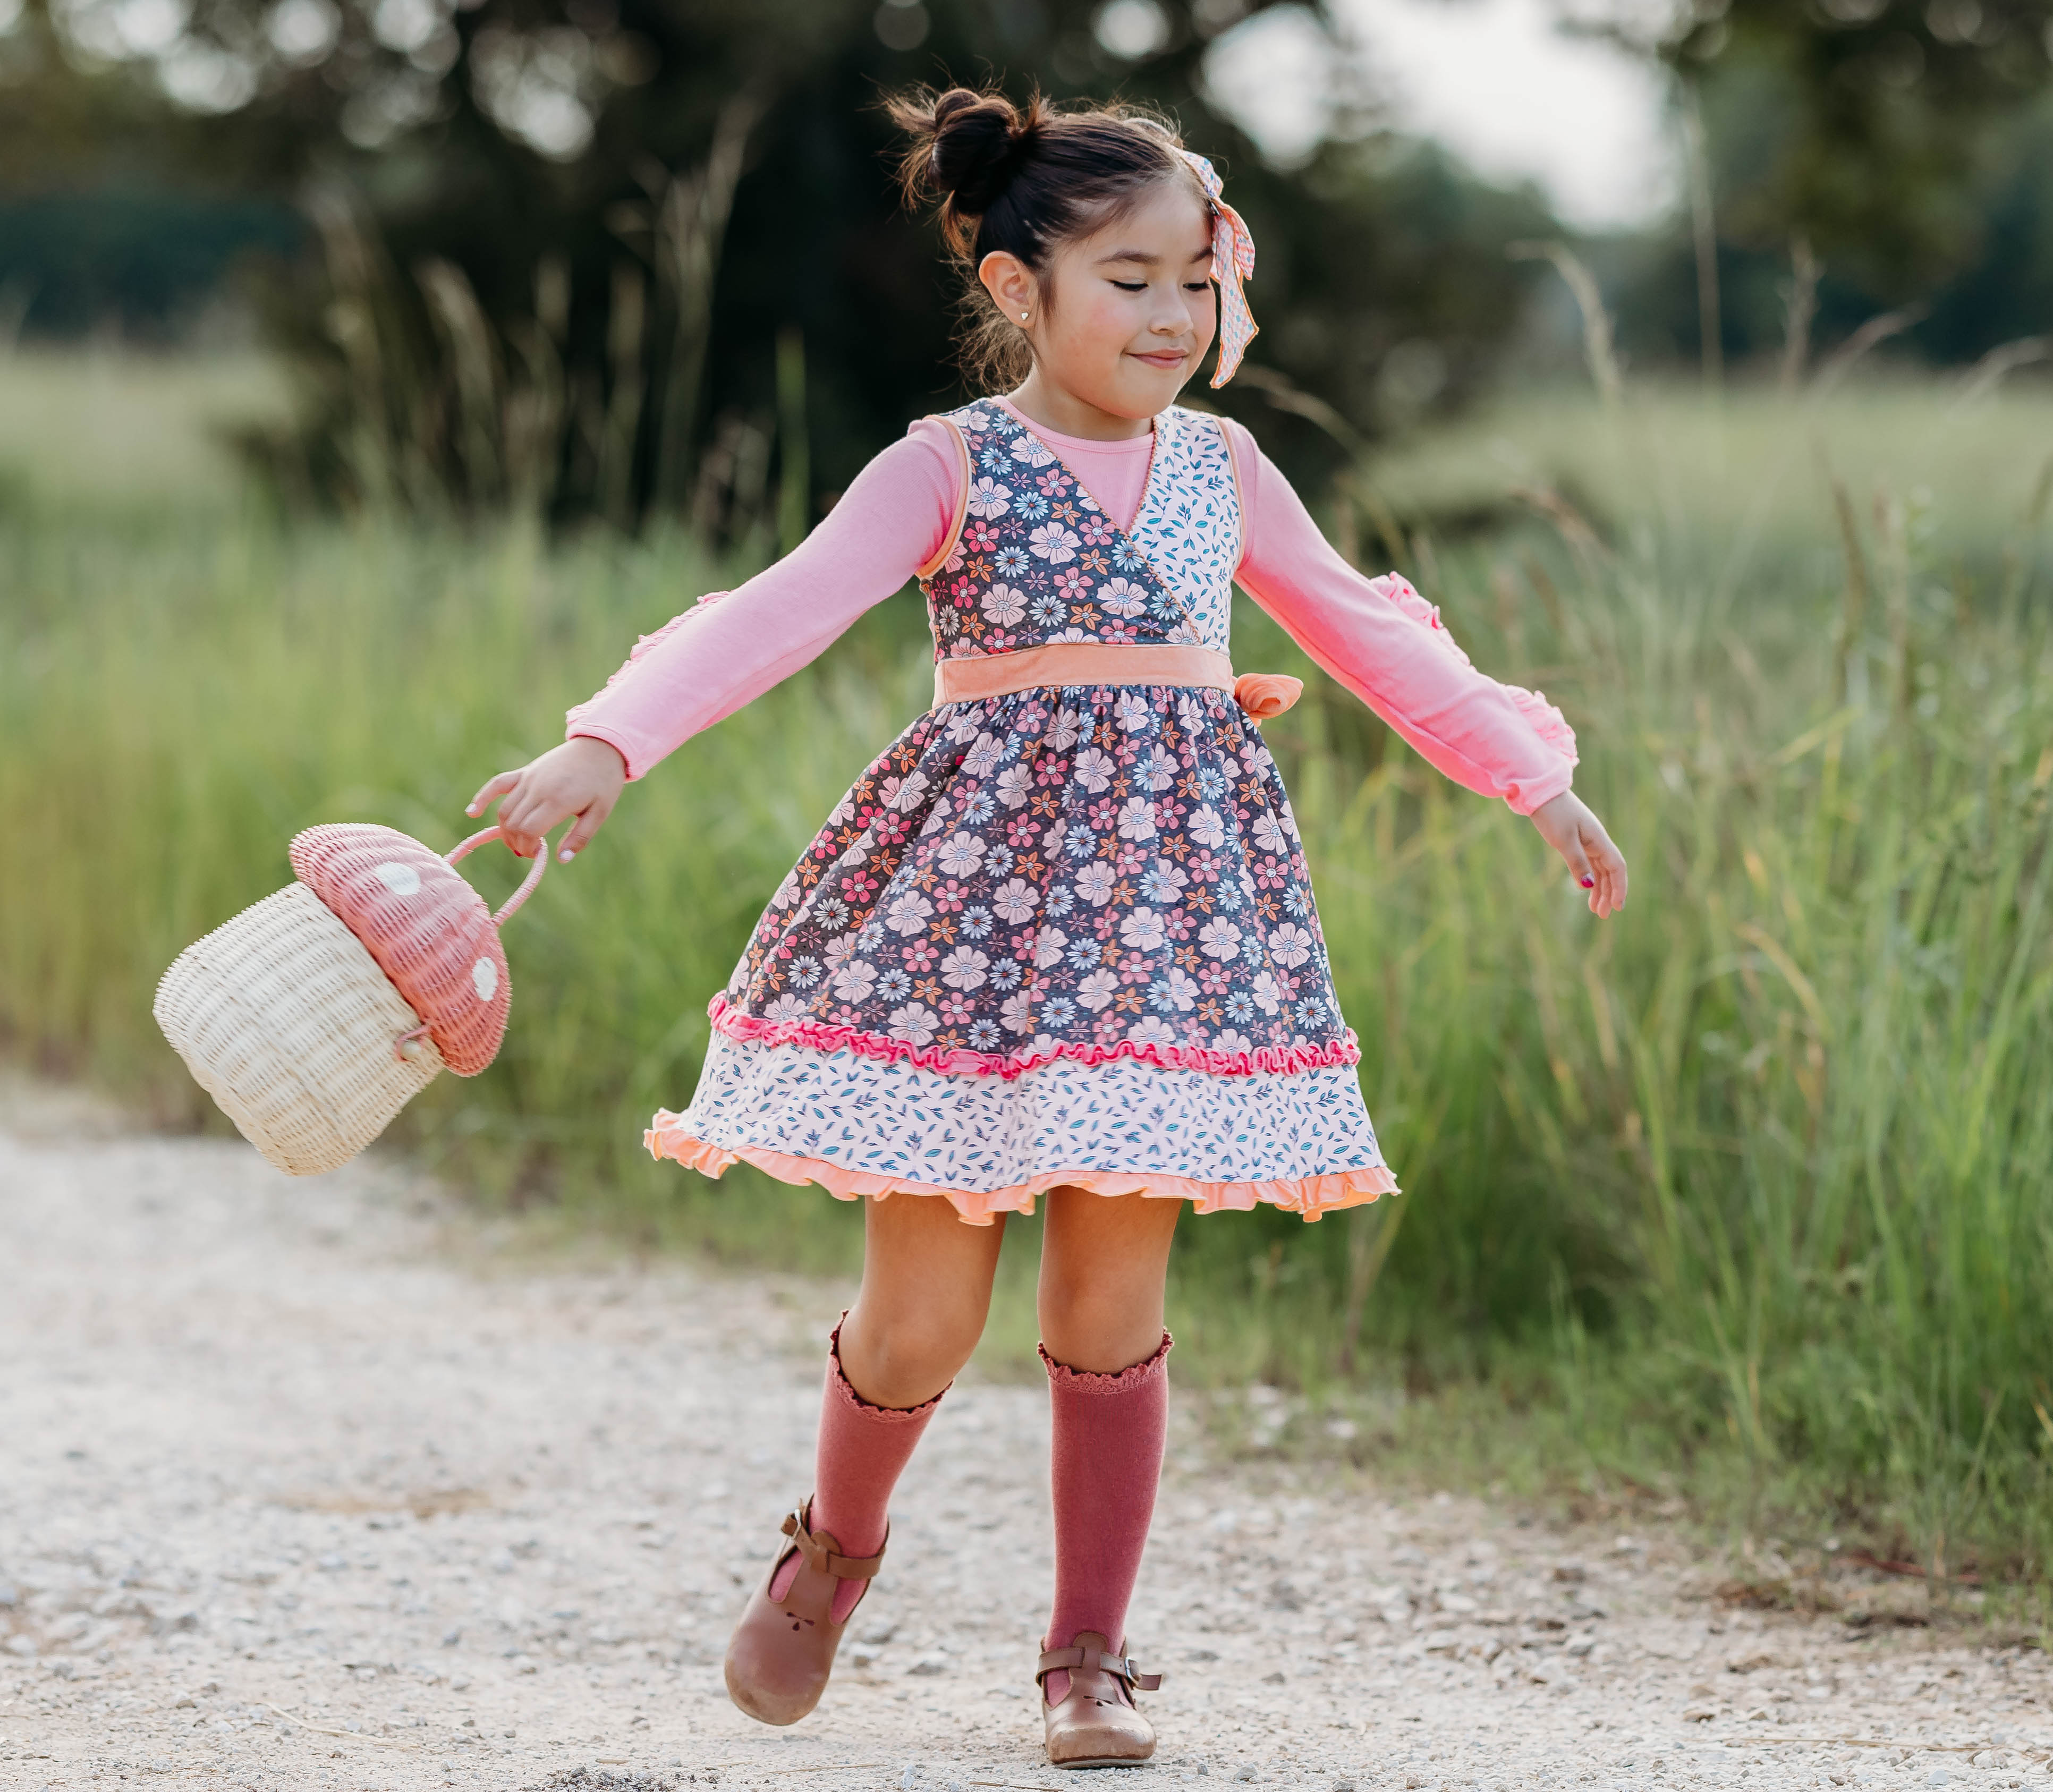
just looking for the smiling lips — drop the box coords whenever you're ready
[1131,348,1189,368]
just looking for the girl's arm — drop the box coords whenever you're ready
[564,420,961,779]
[473,420,961,859]
[1222,419,1626,915]
[1223,418,1573,814]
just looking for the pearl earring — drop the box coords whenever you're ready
[1020,312,1029,322]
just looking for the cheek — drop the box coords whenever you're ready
[1189,287,1218,343]
[1068,288,1141,351]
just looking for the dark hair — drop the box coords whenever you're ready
[887,84,1207,387]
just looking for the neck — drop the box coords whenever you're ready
[1004,372,1157,441]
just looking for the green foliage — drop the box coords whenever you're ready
[5,353,2053,1580]
[0,186,301,341]
[3,0,1568,513]
[1657,0,2053,285]
[1604,87,2053,375]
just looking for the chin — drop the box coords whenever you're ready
[1116,363,1192,413]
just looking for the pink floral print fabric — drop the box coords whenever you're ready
[712,403,1358,1080]
[929,403,1206,660]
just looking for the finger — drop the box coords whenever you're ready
[495,788,542,840]
[1558,830,1596,896]
[1587,849,1611,916]
[557,799,612,862]
[466,769,522,819]
[1595,832,1627,915]
[499,784,569,845]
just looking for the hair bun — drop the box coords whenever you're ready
[924,87,1042,215]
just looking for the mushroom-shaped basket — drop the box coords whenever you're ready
[152,825,545,1177]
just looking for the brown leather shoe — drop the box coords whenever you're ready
[1037,1630,1162,1768]
[723,1498,884,1726]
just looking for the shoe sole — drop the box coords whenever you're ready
[723,1658,820,1727]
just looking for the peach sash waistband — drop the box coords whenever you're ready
[934,643,1231,706]
[932,644,1302,719]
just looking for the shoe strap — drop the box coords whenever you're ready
[781,1500,886,1580]
[1035,1644,1163,1693]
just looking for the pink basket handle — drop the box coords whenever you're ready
[445,826,552,928]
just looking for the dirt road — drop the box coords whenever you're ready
[1,1093,2045,1791]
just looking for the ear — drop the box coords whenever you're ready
[977,251,1039,323]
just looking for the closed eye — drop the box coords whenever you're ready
[1111,280,1148,292]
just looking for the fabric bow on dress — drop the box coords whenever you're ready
[1178,149,1258,388]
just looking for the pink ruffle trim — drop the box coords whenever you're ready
[1505,684,1579,764]
[646,1121,1399,1227]
[564,590,732,734]
[828,1312,945,1420]
[706,995,1361,1082]
[1370,571,1579,769]
[1039,1332,1172,1394]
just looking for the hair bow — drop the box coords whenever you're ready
[1178,149,1258,388]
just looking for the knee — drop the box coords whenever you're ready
[840,1300,985,1406]
[1037,1279,1163,1373]
[1036,1277,1115,1342]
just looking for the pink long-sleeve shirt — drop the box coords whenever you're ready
[567,402,1577,816]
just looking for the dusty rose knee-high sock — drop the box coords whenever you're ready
[768,1314,944,1624]
[1040,1331,1172,1702]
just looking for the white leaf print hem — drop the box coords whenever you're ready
[645,1030,1398,1224]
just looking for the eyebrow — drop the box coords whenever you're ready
[1093,244,1215,267]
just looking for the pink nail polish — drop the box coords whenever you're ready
[1581,876,1594,888]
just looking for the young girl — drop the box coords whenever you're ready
[472,86,1628,1770]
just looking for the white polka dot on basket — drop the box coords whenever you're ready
[154,823,552,1176]
[289,823,544,1076]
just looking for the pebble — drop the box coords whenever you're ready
[1,1119,2048,1792]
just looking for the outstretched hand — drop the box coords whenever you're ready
[1528,790,1628,918]
[468,737,627,862]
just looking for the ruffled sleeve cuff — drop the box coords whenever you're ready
[563,591,732,781]
[1359,573,1578,813]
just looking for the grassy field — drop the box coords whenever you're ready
[5,348,2052,1598]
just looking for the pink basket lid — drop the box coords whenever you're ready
[289,823,544,1077]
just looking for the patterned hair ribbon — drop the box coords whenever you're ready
[1179,149,1258,388]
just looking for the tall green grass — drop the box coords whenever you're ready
[4,354,2052,1583]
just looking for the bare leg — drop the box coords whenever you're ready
[749,1193,1006,1650]
[837,1193,1008,1406]
[1037,1186,1181,1372]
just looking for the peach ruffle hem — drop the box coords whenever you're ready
[646,1117,1399,1227]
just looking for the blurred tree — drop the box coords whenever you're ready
[0,4,300,338]
[1574,0,2053,378]
[1598,79,2053,375]
[0,0,1560,523]
[1604,0,2053,290]
[0,188,300,339]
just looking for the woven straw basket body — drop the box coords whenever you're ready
[154,824,545,1177]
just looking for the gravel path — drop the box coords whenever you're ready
[2,1092,2048,1792]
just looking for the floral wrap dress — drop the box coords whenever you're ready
[648,401,1399,1223]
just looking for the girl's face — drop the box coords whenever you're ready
[980,179,1218,434]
